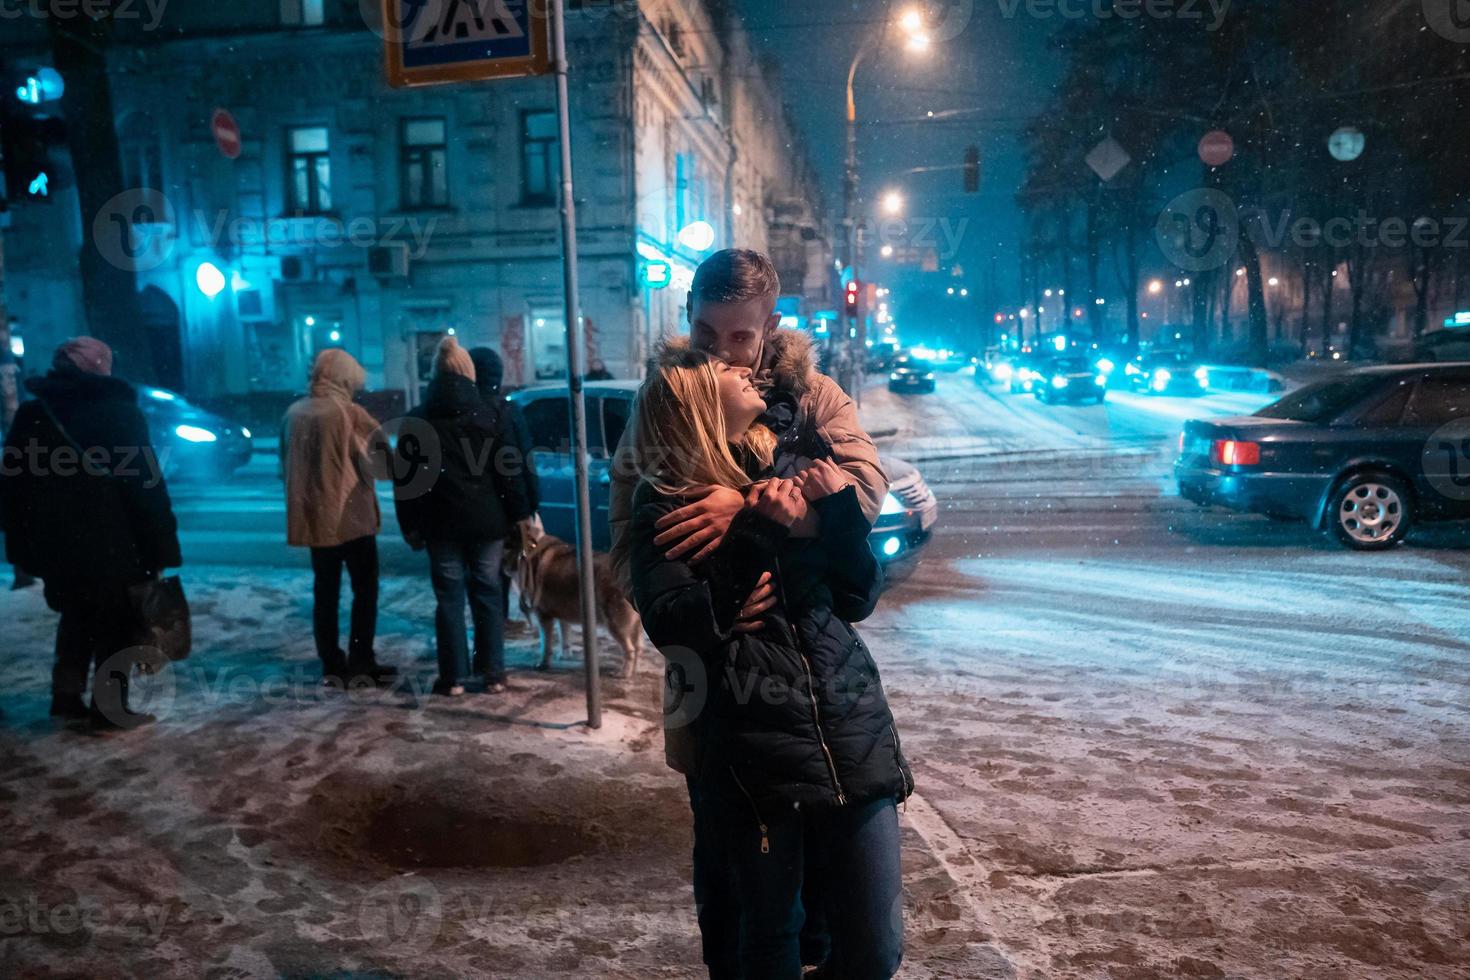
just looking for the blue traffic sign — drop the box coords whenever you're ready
[382,0,550,88]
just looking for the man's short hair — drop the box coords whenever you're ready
[687,249,781,315]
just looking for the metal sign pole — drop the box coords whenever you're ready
[549,0,601,729]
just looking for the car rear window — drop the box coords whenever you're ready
[1255,375,1392,423]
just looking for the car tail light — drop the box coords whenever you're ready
[1212,439,1260,466]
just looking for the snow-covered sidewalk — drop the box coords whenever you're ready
[0,564,1009,979]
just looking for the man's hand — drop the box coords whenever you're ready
[747,478,806,528]
[795,458,851,502]
[733,571,776,634]
[654,485,746,562]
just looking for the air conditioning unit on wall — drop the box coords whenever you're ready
[279,254,315,282]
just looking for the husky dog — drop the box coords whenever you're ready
[509,520,644,678]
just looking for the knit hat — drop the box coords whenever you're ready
[469,347,504,393]
[53,337,114,377]
[434,336,476,382]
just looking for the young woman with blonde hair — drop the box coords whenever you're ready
[629,342,911,980]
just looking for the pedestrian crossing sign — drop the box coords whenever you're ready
[382,0,550,89]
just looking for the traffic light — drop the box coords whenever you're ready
[845,280,861,317]
[964,145,980,194]
[1,95,66,203]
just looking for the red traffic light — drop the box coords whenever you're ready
[845,281,861,315]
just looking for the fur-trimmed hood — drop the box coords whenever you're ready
[758,328,817,399]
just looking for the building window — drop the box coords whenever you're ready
[400,117,449,208]
[521,111,558,205]
[286,126,331,213]
[119,112,163,202]
[281,0,324,27]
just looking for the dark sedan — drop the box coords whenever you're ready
[1125,351,1208,396]
[1035,354,1108,405]
[138,387,254,480]
[888,356,936,394]
[1176,364,1470,549]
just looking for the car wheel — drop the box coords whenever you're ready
[1328,472,1412,550]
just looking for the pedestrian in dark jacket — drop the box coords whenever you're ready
[397,338,531,695]
[0,337,181,728]
[468,345,540,625]
[628,344,912,980]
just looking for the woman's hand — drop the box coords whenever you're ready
[746,478,806,528]
[795,458,852,502]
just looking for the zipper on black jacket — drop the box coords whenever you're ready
[774,556,847,806]
[729,767,770,854]
[890,723,914,807]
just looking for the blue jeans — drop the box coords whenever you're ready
[427,538,506,684]
[705,785,903,980]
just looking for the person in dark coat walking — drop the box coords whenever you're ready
[468,345,540,625]
[396,339,531,695]
[628,344,912,980]
[0,337,181,728]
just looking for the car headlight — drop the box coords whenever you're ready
[881,536,903,557]
[1125,362,1141,376]
[1096,358,1115,374]
[175,424,218,443]
[880,492,905,515]
[1095,374,1108,387]
[1052,375,1069,389]
[1194,367,1210,385]
[924,372,935,381]
[1152,368,1172,391]
[890,372,901,381]
[241,427,253,439]
[993,363,1012,381]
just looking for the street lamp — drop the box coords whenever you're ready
[844,5,932,404]
[881,190,905,216]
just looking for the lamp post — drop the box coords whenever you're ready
[844,7,931,402]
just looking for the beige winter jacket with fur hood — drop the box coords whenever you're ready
[609,327,888,589]
[280,350,384,549]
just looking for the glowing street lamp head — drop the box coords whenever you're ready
[905,32,932,53]
[677,220,717,252]
[880,244,895,258]
[195,262,226,299]
[1148,280,1164,295]
[899,8,924,33]
[881,191,904,216]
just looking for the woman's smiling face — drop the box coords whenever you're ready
[715,359,766,437]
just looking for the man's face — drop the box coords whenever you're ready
[689,298,780,370]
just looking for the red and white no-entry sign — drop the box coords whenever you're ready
[212,108,242,160]
[1198,129,1234,168]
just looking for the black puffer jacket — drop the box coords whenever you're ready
[0,370,181,583]
[394,374,532,543]
[631,481,914,811]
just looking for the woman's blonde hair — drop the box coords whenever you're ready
[633,341,775,496]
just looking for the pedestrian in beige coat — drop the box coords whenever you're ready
[281,349,397,686]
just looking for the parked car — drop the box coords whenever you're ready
[509,381,936,562]
[138,387,254,480]
[1175,363,1470,550]
[888,356,937,394]
[1034,354,1108,405]
[1125,351,1208,396]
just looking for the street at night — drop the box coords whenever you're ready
[3,0,1470,978]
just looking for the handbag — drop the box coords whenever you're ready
[36,397,193,661]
